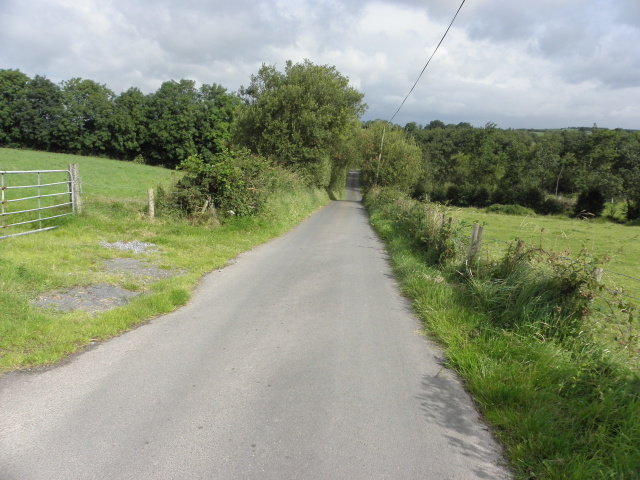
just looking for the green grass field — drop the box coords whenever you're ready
[1,147,181,200]
[0,148,329,372]
[1,148,182,236]
[453,207,640,302]
[447,206,640,364]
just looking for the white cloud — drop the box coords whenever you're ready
[0,0,638,129]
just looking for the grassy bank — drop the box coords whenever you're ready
[365,188,640,479]
[0,148,329,372]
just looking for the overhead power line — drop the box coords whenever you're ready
[389,0,467,124]
[374,0,467,185]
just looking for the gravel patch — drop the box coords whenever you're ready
[99,240,158,254]
[102,258,180,282]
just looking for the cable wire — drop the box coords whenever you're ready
[389,0,467,123]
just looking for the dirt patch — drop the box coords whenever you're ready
[33,284,140,313]
[102,258,179,283]
[32,245,184,313]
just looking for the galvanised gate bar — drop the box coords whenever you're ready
[0,165,79,239]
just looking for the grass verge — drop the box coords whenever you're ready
[366,189,640,479]
[0,149,329,372]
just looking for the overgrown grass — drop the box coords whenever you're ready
[0,149,329,372]
[455,206,640,298]
[452,205,640,363]
[365,188,640,479]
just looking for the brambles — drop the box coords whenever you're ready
[163,150,292,220]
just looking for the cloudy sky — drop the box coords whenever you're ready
[1,0,639,129]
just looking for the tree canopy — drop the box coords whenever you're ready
[234,60,366,187]
[358,121,422,192]
[0,69,238,168]
[2,66,639,221]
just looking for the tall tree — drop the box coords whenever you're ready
[193,83,240,159]
[575,127,623,199]
[235,60,366,187]
[613,131,640,220]
[54,78,115,155]
[359,121,422,193]
[17,75,63,151]
[142,79,199,167]
[108,87,148,160]
[0,69,30,146]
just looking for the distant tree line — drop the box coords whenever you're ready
[0,62,366,216]
[2,66,639,221]
[0,69,239,168]
[401,120,640,221]
[0,64,364,189]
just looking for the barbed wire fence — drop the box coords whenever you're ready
[461,220,639,359]
[80,181,158,218]
[473,230,640,303]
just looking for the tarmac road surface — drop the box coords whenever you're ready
[0,171,511,479]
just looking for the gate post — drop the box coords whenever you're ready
[69,164,82,214]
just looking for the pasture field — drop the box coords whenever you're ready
[1,147,180,201]
[454,206,640,360]
[1,148,182,236]
[454,207,640,301]
[0,148,328,372]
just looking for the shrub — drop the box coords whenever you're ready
[574,187,606,218]
[427,185,448,203]
[169,149,278,218]
[472,244,599,341]
[517,186,546,211]
[468,186,492,208]
[364,187,465,264]
[445,184,466,206]
[539,196,569,215]
[626,201,640,221]
[491,188,517,206]
[486,204,536,216]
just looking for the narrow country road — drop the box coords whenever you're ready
[0,172,510,479]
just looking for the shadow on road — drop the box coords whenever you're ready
[416,371,511,479]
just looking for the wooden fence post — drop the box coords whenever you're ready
[69,164,82,214]
[592,268,604,283]
[148,188,155,219]
[467,223,484,265]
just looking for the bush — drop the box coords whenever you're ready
[472,245,599,341]
[517,186,546,211]
[364,187,465,264]
[538,196,570,215]
[486,204,536,216]
[468,186,492,208]
[445,184,491,208]
[574,188,606,218]
[626,201,640,221]
[445,184,467,206]
[169,150,279,218]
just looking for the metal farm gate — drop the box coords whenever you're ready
[1,164,81,239]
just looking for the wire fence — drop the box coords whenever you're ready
[81,182,149,203]
[469,224,640,307]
